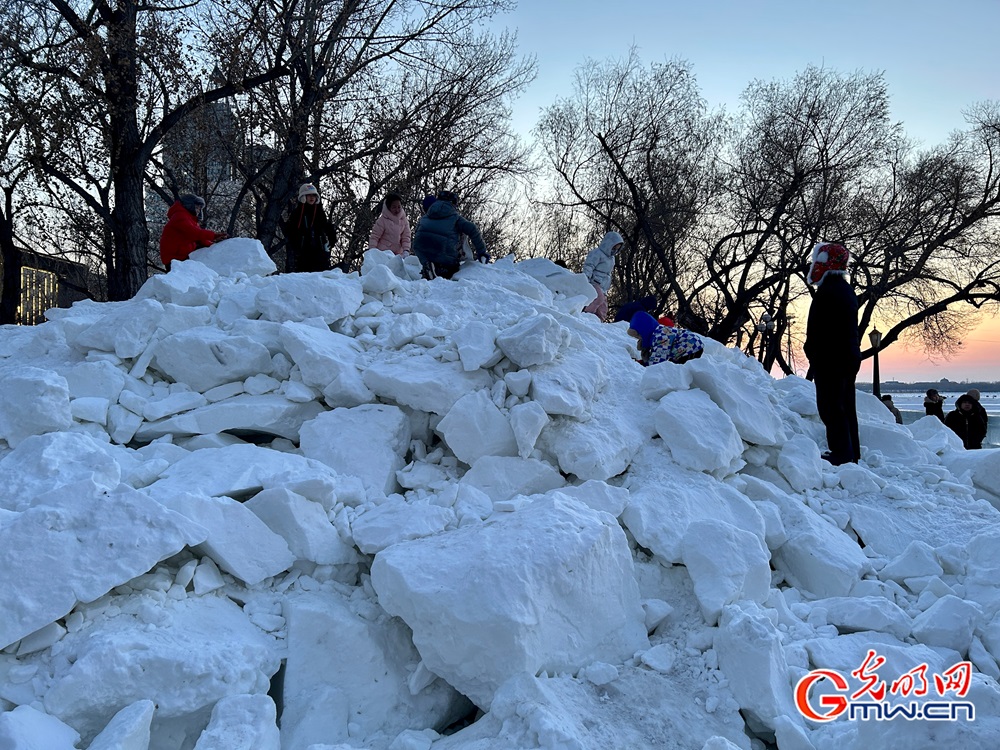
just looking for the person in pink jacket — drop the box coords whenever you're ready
[368,192,412,256]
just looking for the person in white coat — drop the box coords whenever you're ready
[582,231,624,321]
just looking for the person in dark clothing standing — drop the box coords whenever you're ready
[945,394,988,449]
[966,389,989,431]
[803,242,862,466]
[924,388,946,421]
[411,190,488,280]
[283,183,336,273]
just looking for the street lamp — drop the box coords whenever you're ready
[868,327,883,399]
[756,313,775,363]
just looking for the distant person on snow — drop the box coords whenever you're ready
[283,183,336,273]
[945,394,988,449]
[613,297,677,329]
[880,394,903,424]
[582,231,624,322]
[966,388,989,429]
[159,194,227,270]
[924,388,946,422]
[411,190,489,280]
[803,242,861,466]
[368,192,411,257]
[627,311,703,366]
[614,295,658,324]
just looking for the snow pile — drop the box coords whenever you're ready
[0,237,999,749]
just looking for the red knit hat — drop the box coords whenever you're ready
[808,242,850,285]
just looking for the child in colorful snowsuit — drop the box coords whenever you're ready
[627,311,703,365]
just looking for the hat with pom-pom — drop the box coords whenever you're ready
[808,242,850,285]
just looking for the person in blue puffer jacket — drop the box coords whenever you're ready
[627,311,704,366]
[411,191,489,279]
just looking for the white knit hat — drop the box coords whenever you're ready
[297,184,319,202]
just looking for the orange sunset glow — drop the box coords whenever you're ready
[868,316,1000,383]
[783,299,999,384]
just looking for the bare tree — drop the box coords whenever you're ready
[535,57,1000,373]
[0,86,28,323]
[846,104,1000,365]
[703,66,903,370]
[534,50,727,325]
[0,187,25,325]
[331,32,535,268]
[0,0,290,300]
[199,0,525,272]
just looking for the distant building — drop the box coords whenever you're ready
[152,101,280,264]
[160,101,238,188]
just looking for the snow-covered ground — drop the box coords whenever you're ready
[1,239,1000,750]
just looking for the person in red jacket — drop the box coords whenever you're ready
[159,194,227,269]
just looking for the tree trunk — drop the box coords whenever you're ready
[107,161,150,300]
[257,71,322,259]
[103,2,149,301]
[258,131,304,264]
[0,187,21,324]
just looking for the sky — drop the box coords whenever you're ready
[490,0,1000,382]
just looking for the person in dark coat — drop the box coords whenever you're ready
[803,242,861,466]
[283,183,336,273]
[945,394,988,449]
[614,295,658,323]
[966,389,989,430]
[924,388,946,421]
[411,191,488,280]
[881,394,903,424]
[159,194,227,270]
